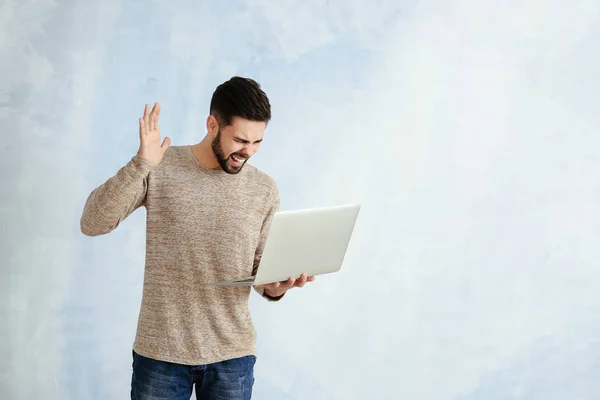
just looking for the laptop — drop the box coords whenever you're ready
[208,203,361,286]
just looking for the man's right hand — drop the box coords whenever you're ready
[138,102,171,164]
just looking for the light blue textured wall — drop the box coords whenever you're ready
[2,1,600,399]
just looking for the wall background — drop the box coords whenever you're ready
[2,1,600,399]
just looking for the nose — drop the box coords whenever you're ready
[240,145,253,158]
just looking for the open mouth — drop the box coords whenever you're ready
[231,155,246,164]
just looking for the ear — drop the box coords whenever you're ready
[206,115,219,138]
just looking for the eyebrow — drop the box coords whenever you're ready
[234,137,263,144]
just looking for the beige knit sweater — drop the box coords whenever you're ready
[80,145,280,365]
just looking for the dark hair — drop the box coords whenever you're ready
[209,76,271,126]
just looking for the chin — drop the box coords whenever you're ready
[225,163,244,175]
[225,157,247,174]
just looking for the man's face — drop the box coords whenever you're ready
[210,116,266,174]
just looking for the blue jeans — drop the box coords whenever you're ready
[130,350,256,400]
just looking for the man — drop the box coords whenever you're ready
[80,77,314,399]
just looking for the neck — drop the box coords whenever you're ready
[191,136,220,170]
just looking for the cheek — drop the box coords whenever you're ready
[222,144,238,157]
[231,144,247,155]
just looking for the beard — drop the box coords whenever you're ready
[211,129,247,174]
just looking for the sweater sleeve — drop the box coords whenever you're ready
[80,154,157,236]
[252,185,284,301]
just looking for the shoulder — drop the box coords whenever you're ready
[149,145,189,172]
[161,145,188,163]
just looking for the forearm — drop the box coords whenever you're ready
[80,154,156,236]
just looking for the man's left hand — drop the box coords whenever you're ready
[263,273,315,298]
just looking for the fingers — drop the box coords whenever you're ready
[285,277,296,289]
[141,103,160,134]
[295,273,310,288]
[139,117,145,138]
[150,102,160,131]
[264,274,314,296]
[293,274,315,288]
[142,104,150,134]
[294,274,306,288]
[271,278,295,292]
[161,136,171,151]
[140,104,149,138]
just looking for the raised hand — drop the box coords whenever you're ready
[138,102,171,164]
